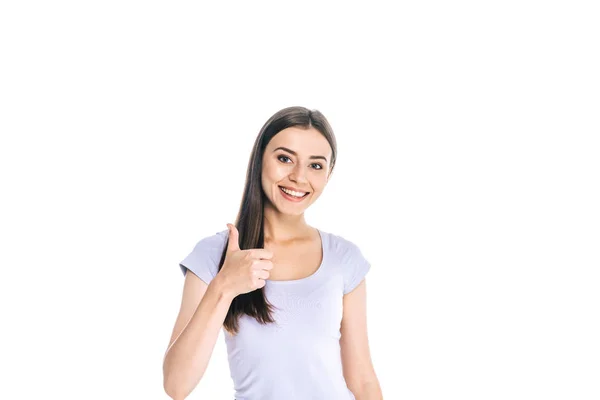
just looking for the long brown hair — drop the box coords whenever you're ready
[218,106,338,336]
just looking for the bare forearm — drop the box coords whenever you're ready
[353,380,383,400]
[163,276,234,399]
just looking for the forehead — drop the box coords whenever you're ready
[267,126,332,158]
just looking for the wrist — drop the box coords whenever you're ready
[211,274,237,301]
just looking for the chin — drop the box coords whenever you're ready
[287,209,307,216]
[279,204,309,216]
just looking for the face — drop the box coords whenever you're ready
[261,126,333,215]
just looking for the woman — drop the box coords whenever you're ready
[163,106,383,399]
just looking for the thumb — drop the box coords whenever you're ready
[226,223,240,252]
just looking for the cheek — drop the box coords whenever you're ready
[263,163,286,181]
[313,175,328,190]
[262,165,281,189]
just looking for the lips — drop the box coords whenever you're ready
[279,185,310,194]
[279,186,309,200]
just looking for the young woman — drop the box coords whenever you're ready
[163,106,382,399]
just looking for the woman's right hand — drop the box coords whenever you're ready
[217,223,274,297]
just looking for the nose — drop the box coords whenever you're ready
[289,163,308,184]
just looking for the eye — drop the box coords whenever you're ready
[278,155,323,170]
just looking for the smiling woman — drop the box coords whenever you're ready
[163,106,382,400]
[261,126,332,211]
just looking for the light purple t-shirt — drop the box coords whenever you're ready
[178,228,371,400]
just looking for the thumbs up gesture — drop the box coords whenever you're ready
[217,223,274,297]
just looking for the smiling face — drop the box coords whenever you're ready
[261,126,333,216]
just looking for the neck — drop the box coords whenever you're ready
[263,204,312,244]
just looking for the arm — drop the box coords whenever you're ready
[340,279,383,400]
[162,272,235,400]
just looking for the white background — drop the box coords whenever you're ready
[1,1,599,399]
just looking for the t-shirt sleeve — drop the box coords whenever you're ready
[178,233,225,285]
[342,241,372,295]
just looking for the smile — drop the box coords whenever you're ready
[279,186,309,201]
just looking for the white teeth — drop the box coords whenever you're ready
[280,187,307,198]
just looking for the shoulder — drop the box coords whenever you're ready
[178,229,229,280]
[322,230,371,294]
[323,230,364,257]
[193,229,228,249]
[321,229,369,266]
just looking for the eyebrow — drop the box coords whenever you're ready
[273,146,328,162]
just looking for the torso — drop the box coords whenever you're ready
[264,228,323,281]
